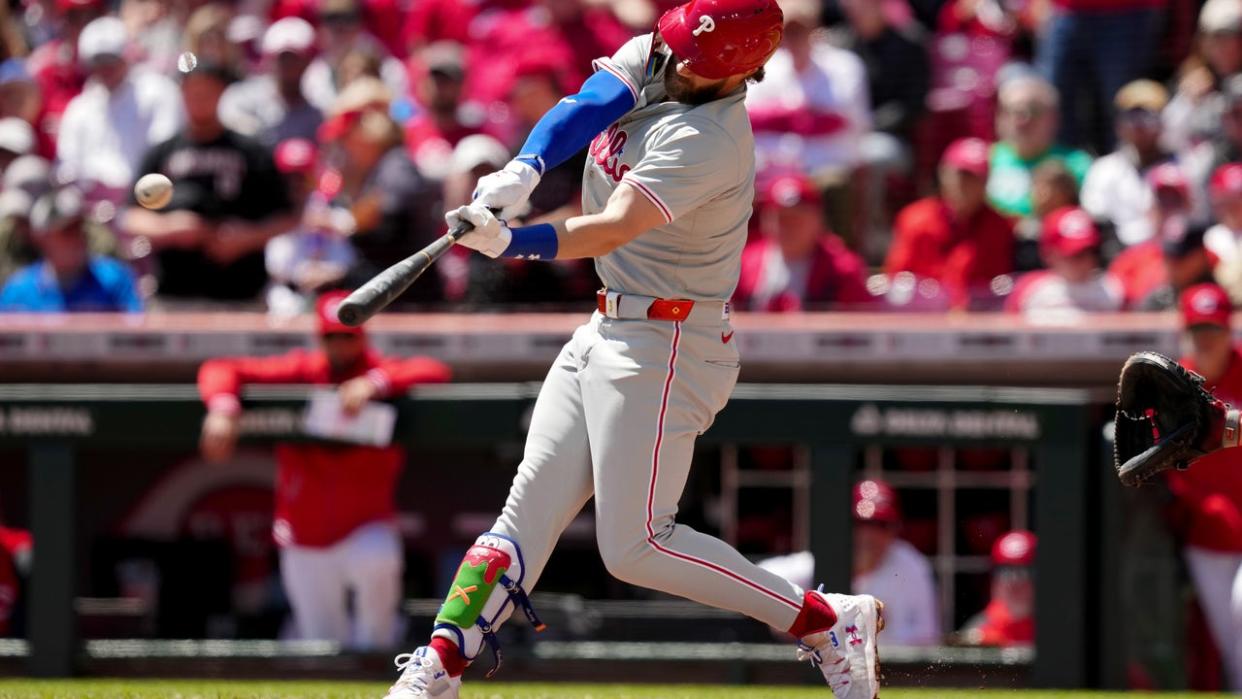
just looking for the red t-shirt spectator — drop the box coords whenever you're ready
[735,234,871,311]
[1170,348,1242,553]
[885,197,1015,309]
[26,39,85,136]
[198,350,451,548]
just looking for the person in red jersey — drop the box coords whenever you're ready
[960,530,1036,647]
[886,137,1015,309]
[1170,282,1242,690]
[197,289,451,650]
[734,172,870,311]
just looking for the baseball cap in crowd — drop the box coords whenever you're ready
[262,17,316,56]
[940,137,990,177]
[451,134,509,175]
[78,17,126,65]
[0,118,34,157]
[765,173,821,208]
[1201,0,1242,34]
[315,290,366,337]
[1162,220,1207,258]
[3,155,51,197]
[420,41,466,81]
[1148,162,1189,198]
[78,16,127,64]
[992,530,1036,568]
[1181,282,1233,329]
[1211,162,1242,200]
[1040,206,1100,257]
[274,138,318,174]
[1114,79,1168,114]
[853,479,901,525]
[30,187,85,234]
[318,77,392,141]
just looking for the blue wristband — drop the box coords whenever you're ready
[501,223,559,261]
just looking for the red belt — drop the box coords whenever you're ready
[597,290,696,321]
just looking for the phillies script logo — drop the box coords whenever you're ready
[590,124,631,182]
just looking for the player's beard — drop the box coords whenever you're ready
[663,60,724,106]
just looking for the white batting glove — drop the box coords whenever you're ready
[446,204,512,258]
[473,160,541,215]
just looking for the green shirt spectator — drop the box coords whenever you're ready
[987,142,1092,218]
[987,74,1093,218]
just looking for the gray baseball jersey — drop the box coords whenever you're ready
[585,34,756,302]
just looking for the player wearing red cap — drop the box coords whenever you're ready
[886,138,1015,309]
[196,290,451,650]
[758,480,939,647]
[1005,206,1123,316]
[959,531,1037,646]
[388,0,882,697]
[1169,283,1242,689]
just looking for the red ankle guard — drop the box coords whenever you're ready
[787,590,838,638]
[429,636,467,678]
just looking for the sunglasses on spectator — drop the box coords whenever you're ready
[1119,108,1160,127]
[1001,103,1048,119]
[321,11,360,26]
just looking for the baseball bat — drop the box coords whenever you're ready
[336,220,473,327]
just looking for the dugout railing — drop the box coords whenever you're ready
[0,383,1112,688]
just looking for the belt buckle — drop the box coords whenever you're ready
[605,291,621,319]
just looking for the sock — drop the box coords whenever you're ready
[787,589,838,639]
[429,636,467,678]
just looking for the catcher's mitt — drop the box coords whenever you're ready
[1114,351,1235,486]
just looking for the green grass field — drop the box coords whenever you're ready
[0,682,1229,699]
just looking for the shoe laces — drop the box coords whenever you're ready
[390,652,435,694]
[797,640,852,692]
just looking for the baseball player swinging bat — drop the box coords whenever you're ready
[335,220,475,327]
[381,2,882,698]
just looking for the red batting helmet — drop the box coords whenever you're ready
[853,479,901,525]
[991,530,1036,567]
[657,0,784,80]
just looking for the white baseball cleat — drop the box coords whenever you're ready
[383,646,461,699]
[797,592,884,699]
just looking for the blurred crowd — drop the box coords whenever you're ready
[0,0,1237,314]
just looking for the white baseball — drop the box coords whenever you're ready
[134,173,173,210]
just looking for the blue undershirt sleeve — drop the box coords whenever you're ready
[513,70,637,176]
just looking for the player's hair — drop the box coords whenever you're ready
[748,67,765,84]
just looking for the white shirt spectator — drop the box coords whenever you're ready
[745,42,871,175]
[1080,150,1168,246]
[57,70,183,189]
[1008,270,1124,319]
[758,540,940,647]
